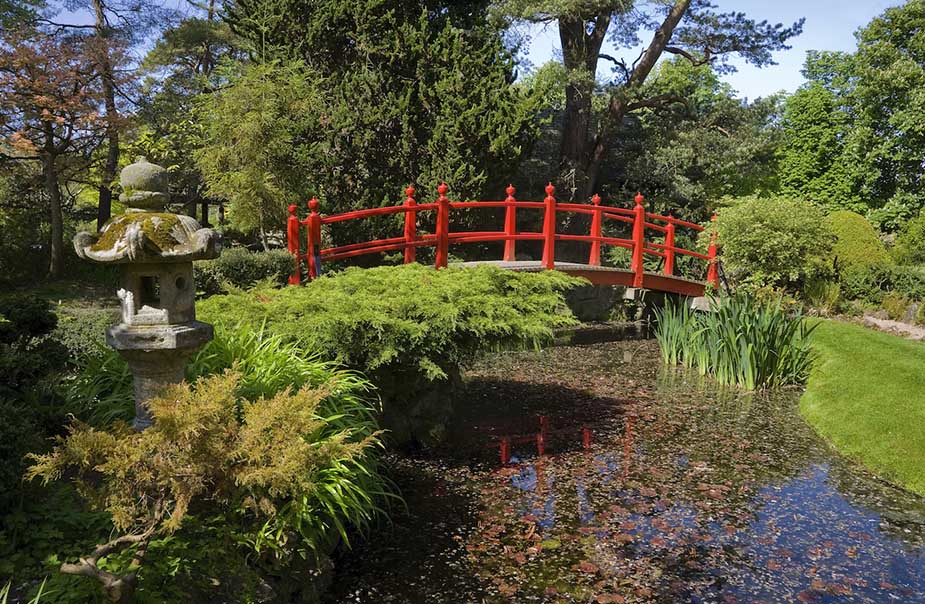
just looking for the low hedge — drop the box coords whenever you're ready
[195,247,293,296]
[198,264,582,444]
[839,263,925,305]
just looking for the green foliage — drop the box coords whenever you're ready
[194,247,293,296]
[917,302,925,326]
[654,294,817,390]
[881,292,911,322]
[196,60,317,237]
[614,59,783,219]
[197,265,580,395]
[825,210,890,272]
[894,213,925,265]
[802,278,841,314]
[778,82,864,212]
[1,579,46,603]
[221,1,543,244]
[839,263,925,305]
[28,369,386,593]
[781,3,925,230]
[712,196,835,290]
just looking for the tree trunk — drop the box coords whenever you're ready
[581,0,692,200]
[558,15,610,202]
[200,200,210,226]
[44,154,64,278]
[94,0,119,230]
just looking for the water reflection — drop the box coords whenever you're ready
[329,339,925,603]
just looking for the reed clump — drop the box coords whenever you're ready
[654,294,817,390]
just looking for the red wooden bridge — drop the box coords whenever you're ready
[286,183,719,298]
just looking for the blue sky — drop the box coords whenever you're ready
[522,0,904,100]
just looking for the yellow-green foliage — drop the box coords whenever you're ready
[881,292,910,321]
[711,196,835,290]
[825,210,890,272]
[28,371,379,552]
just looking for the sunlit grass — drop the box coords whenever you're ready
[801,320,925,496]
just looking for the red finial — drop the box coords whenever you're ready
[287,204,297,215]
[545,182,555,197]
[437,182,449,197]
[405,184,415,198]
[309,197,319,212]
[506,183,515,197]
[591,193,601,206]
[634,192,644,206]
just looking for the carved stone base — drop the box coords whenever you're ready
[107,322,213,430]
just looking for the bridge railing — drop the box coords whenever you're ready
[286,182,720,288]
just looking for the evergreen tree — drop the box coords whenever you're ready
[219,0,543,246]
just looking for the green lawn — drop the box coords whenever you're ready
[801,320,925,495]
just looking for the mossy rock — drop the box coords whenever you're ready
[91,212,184,253]
[825,211,891,273]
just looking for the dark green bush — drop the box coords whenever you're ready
[839,263,925,304]
[194,247,293,296]
[894,212,925,265]
[712,196,835,291]
[825,210,890,272]
[198,264,582,443]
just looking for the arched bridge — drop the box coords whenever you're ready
[286,183,719,298]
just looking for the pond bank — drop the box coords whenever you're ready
[801,319,925,496]
[328,338,925,603]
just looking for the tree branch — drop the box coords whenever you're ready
[663,45,713,66]
[626,94,688,112]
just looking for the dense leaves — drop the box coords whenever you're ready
[712,196,834,290]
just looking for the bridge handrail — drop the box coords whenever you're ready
[286,183,720,289]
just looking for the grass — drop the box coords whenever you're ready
[800,320,925,495]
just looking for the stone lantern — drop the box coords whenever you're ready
[74,157,221,430]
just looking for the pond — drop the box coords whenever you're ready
[327,338,925,603]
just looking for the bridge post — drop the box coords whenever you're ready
[503,184,517,262]
[287,204,301,285]
[403,185,417,264]
[664,216,676,276]
[707,213,719,288]
[435,182,450,269]
[588,193,602,266]
[541,182,556,270]
[630,192,645,287]
[306,197,321,280]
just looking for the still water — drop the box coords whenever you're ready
[328,339,925,603]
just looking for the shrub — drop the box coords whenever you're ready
[712,196,835,291]
[881,292,911,322]
[28,370,386,603]
[825,210,890,272]
[893,213,925,265]
[654,294,817,390]
[197,265,581,442]
[194,247,294,296]
[917,302,925,326]
[839,263,925,304]
[802,278,841,314]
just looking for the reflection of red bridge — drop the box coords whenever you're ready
[287,183,719,298]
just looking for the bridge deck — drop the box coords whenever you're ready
[454,260,706,298]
